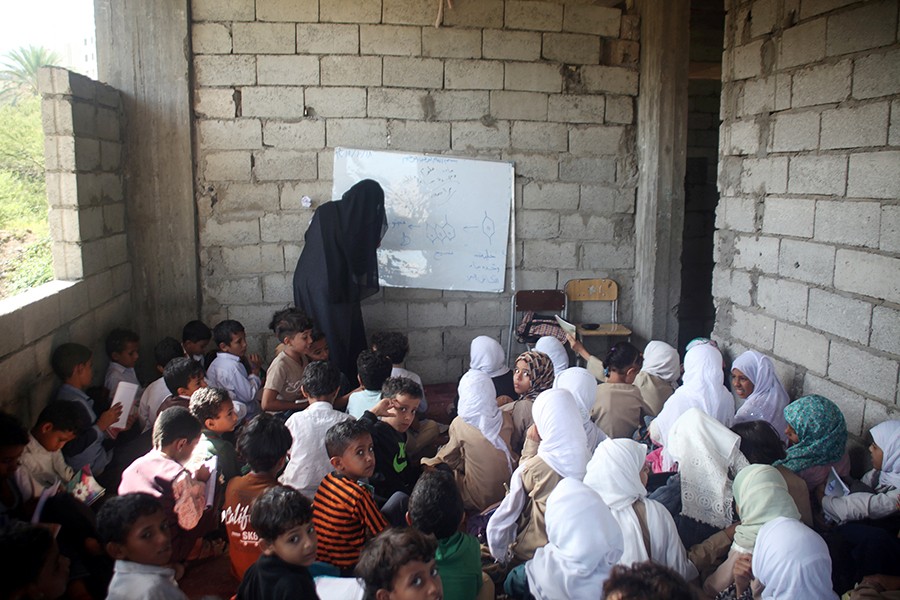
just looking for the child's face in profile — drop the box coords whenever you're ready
[220,331,248,357]
[307,338,329,361]
[264,521,317,568]
[113,342,140,369]
[333,433,375,480]
[183,338,209,357]
[34,424,77,452]
[205,401,239,434]
[378,558,442,600]
[110,509,172,566]
[73,358,94,389]
[285,329,313,357]
[513,359,533,396]
[0,444,25,479]
[382,394,420,434]
[870,442,884,471]
[180,375,207,398]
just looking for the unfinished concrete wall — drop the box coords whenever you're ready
[713,0,900,434]
[0,68,131,421]
[191,0,642,382]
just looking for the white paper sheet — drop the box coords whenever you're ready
[111,381,139,429]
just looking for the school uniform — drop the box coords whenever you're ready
[105,361,142,397]
[57,384,112,475]
[106,560,187,600]
[138,377,170,432]
[20,433,75,488]
[281,402,354,499]
[591,383,651,439]
[264,351,308,405]
[206,352,261,421]
[346,389,381,419]
[556,368,608,452]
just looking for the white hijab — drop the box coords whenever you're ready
[525,478,623,600]
[642,341,681,386]
[458,370,515,472]
[535,336,569,380]
[732,350,790,443]
[555,367,607,453]
[753,517,838,600]
[469,335,509,379]
[651,343,735,468]
[871,420,900,489]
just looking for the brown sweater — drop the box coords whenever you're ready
[509,439,563,563]
[591,383,652,439]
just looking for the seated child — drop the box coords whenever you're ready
[371,331,427,413]
[237,485,319,600]
[52,343,121,475]
[104,327,142,398]
[313,420,388,573]
[307,331,354,403]
[347,350,392,419]
[189,387,241,482]
[206,319,262,422]
[118,407,212,563]
[223,414,293,580]
[359,377,423,500]
[98,493,188,600]
[182,320,212,367]
[156,357,207,418]
[0,412,42,522]
[21,401,81,488]
[602,563,694,600]
[0,524,70,600]
[504,350,555,453]
[281,361,354,499]
[261,308,314,413]
[355,527,443,600]
[590,342,651,439]
[138,337,185,433]
[408,470,489,600]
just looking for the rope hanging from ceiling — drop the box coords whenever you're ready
[435,0,454,27]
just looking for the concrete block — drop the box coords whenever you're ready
[198,119,261,150]
[102,202,125,234]
[517,210,560,239]
[254,150,318,182]
[581,65,638,95]
[382,0,433,25]
[559,158,616,184]
[326,119,389,149]
[562,5,620,37]
[262,120,326,149]
[762,197,815,237]
[100,141,121,171]
[361,301,409,331]
[361,25,422,57]
[718,196,757,233]
[847,151,900,199]
[725,119,760,155]
[523,240,577,268]
[422,27,483,59]
[738,77,775,116]
[296,24,359,54]
[757,275,807,324]
[406,356,464,385]
[263,273,294,304]
[21,293,62,345]
[881,205,900,253]
[799,0,861,19]
[257,55,319,86]
[542,33,600,65]
[605,95,633,124]
[74,138,100,171]
[195,89,236,119]
[788,155,846,196]
[548,95,605,123]
[741,157,788,194]
[191,0,254,21]
[580,242,634,269]
[242,87,305,119]
[604,39,640,68]
[431,91,490,121]
[814,200,881,248]
[778,238,835,284]
[506,1,563,31]
[320,0,381,23]
[821,102,889,150]
[445,60,503,90]
[213,182,280,215]
[779,18,826,69]
[192,22,231,54]
[775,73,792,111]
[321,56,382,87]
[808,288,872,344]
[732,307,775,351]
[732,40,763,81]
[853,50,900,100]
[280,181,332,210]
[505,62,562,93]
[892,100,900,146]
[95,107,120,141]
[220,245,265,275]
[451,121,510,150]
[774,321,828,373]
[387,121,450,152]
[232,23,295,54]
[511,122,567,152]
[734,234,779,273]
[206,275,261,306]
[408,301,466,327]
[749,0,778,37]
[257,0,317,22]
[194,55,256,87]
[826,0,897,57]
[523,181,579,210]
[513,269,557,290]
[305,87,366,118]
[569,125,623,156]
[71,100,97,138]
[864,399,900,437]
[383,57,444,89]
[464,299,505,328]
[318,150,334,181]
[830,341,898,402]
[871,305,900,356]
[771,111,820,152]
[482,30,541,61]
[440,0,504,28]
[559,214,613,242]
[580,185,634,215]
[489,91,547,121]
[502,152,558,180]
[791,60,852,107]
[834,248,900,303]
[77,206,104,241]
[260,211,316,243]
[804,374,865,435]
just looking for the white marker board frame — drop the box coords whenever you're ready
[332,148,515,293]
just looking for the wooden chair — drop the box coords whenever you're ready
[563,278,632,340]
[507,289,567,363]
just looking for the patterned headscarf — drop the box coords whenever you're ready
[775,395,847,473]
[515,350,555,402]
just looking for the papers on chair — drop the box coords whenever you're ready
[111,381,139,429]
[554,315,576,336]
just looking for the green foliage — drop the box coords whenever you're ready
[4,235,53,294]
[0,45,62,104]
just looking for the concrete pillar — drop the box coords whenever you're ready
[633,0,690,346]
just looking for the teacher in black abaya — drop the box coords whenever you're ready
[292,179,388,382]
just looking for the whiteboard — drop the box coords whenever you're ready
[332,148,514,293]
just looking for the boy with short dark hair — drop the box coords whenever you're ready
[236,486,319,600]
[156,357,207,418]
[371,331,427,413]
[104,328,142,398]
[261,308,314,413]
[347,350,392,419]
[98,493,188,600]
[181,320,212,366]
[139,338,186,433]
[281,361,354,498]
[355,528,443,600]
[189,387,241,482]
[206,319,262,423]
[21,401,83,488]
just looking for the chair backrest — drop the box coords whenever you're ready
[513,289,567,312]
[564,278,619,323]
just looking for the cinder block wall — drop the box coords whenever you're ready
[191,0,641,382]
[713,0,900,435]
[0,68,132,420]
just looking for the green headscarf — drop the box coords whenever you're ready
[774,394,848,473]
[732,464,800,552]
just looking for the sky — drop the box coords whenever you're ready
[0,0,96,76]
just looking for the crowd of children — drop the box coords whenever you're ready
[1,306,899,600]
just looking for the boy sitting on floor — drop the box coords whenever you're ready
[346,350,392,419]
[21,401,81,488]
[138,338,185,433]
[206,319,262,423]
[189,386,241,483]
[182,320,213,367]
[355,528,443,600]
[104,328,142,399]
[156,357,207,418]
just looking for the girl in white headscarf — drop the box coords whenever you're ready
[555,367,607,453]
[732,350,790,444]
[650,343,735,471]
[534,336,569,382]
[750,516,838,599]
[584,439,698,582]
[487,389,588,564]
[508,478,623,600]
[638,340,681,415]
[468,335,516,399]
[422,370,517,513]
